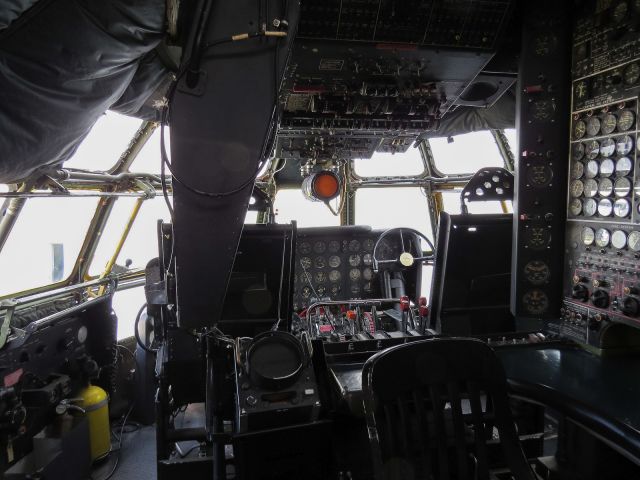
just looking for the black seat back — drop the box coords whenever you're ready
[362,338,535,480]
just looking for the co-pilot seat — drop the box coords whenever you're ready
[429,168,515,336]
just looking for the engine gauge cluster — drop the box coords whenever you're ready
[292,227,389,310]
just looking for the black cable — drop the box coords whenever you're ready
[134,303,157,354]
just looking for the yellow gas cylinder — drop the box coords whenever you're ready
[77,384,111,461]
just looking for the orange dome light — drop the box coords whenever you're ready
[302,171,341,202]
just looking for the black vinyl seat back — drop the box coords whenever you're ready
[362,338,535,480]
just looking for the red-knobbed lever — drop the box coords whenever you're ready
[400,296,410,333]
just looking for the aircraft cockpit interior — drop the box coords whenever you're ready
[2,1,640,479]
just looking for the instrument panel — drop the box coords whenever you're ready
[292,227,396,310]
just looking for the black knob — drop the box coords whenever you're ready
[620,296,640,317]
[588,318,601,331]
[591,289,610,309]
[571,284,589,302]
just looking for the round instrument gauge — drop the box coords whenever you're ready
[349,268,361,281]
[350,284,361,295]
[348,254,361,267]
[628,231,640,251]
[614,177,632,197]
[531,98,555,121]
[534,34,558,56]
[581,227,596,245]
[314,271,327,283]
[584,198,598,217]
[570,180,585,197]
[598,198,613,217]
[583,178,598,197]
[313,241,326,254]
[570,161,584,179]
[601,113,618,135]
[586,140,600,160]
[585,160,599,178]
[598,178,614,197]
[328,240,341,253]
[330,285,341,296]
[314,256,326,269]
[77,326,88,344]
[569,199,583,216]
[611,230,628,250]
[572,142,586,161]
[612,1,628,23]
[363,268,373,281]
[624,62,640,85]
[363,253,373,266]
[595,228,611,247]
[301,286,312,298]
[614,198,631,218]
[616,156,633,177]
[525,227,551,250]
[316,285,326,296]
[299,242,312,255]
[586,116,601,136]
[526,165,553,187]
[617,110,635,131]
[600,158,616,178]
[328,255,341,268]
[616,136,634,156]
[522,290,549,316]
[523,260,551,285]
[300,257,312,270]
[363,282,373,293]
[348,240,361,252]
[600,138,616,157]
[573,120,587,139]
[329,270,341,282]
[362,239,375,252]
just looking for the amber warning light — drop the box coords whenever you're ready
[301,171,341,202]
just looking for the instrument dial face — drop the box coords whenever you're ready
[595,228,611,247]
[614,177,632,197]
[586,140,600,160]
[349,268,361,281]
[583,179,598,197]
[600,158,615,177]
[363,282,373,293]
[586,116,601,136]
[348,254,361,266]
[525,227,551,250]
[314,271,327,283]
[611,230,628,250]
[330,285,340,296]
[348,240,361,252]
[584,198,598,216]
[573,120,587,139]
[570,180,584,197]
[581,227,596,245]
[313,241,326,254]
[526,165,553,187]
[628,231,640,251]
[585,160,599,178]
[314,256,326,269]
[350,284,361,295]
[601,113,618,135]
[617,110,635,131]
[614,198,631,218]
[569,199,583,216]
[316,285,326,296]
[599,138,616,158]
[531,98,555,121]
[328,240,341,253]
[616,156,633,177]
[598,198,613,217]
[522,290,549,316]
[363,253,373,266]
[299,242,312,254]
[523,260,551,285]
[571,162,584,179]
[362,239,375,252]
[300,257,312,270]
[598,178,614,197]
[362,268,373,281]
[329,270,341,282]
[616,136,634,156]
[572,142,586,161]
[612,1,628,23]
[624,62,640,85]
[328,255,341,268]
[301,286,312,298]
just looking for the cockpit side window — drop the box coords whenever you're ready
[428,130,510,176]
[273,189,341,227]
